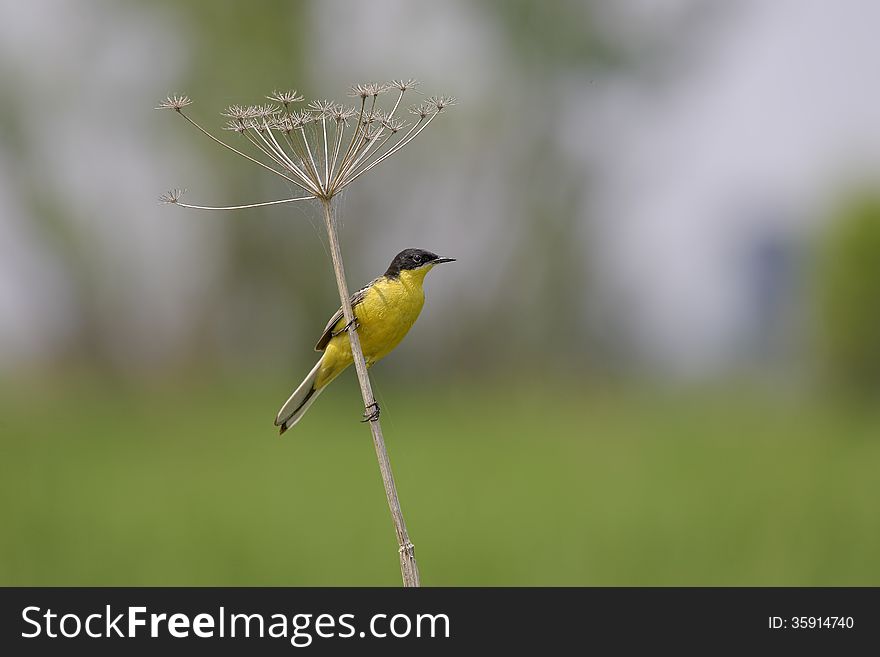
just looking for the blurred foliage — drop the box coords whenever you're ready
[485,0,623,70]
[815,191,880,392]
[2,376,879,585]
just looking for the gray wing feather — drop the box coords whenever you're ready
[314,282,373,351]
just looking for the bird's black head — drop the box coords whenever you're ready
[384,248,455,278]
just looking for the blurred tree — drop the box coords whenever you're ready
[462,1,715,376]
[815,190,880,392]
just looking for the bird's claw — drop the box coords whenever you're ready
[332,317,360,337]
[361,401,381,423]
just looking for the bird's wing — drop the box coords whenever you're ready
[314,281,374,351]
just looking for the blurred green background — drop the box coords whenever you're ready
[2,0,879,585]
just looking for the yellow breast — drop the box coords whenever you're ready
[315,268,428,388]
[354,269,426,363]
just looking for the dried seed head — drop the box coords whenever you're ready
[409,102,431,119]
[159,188,186,204]
[332,105,358,123]
[155,95,193,111]
[271,115,295,133]
[349,82,390,99]
[373,109,405,133]
[221,104,251,120]
[289,109,315,129]
[255,103,281,118]
[241,117,261,131]
[349,84,371,99]
[391,78,419,92]
[223,105,264,121]
[361,125,381,142]
[158,80,453,202]
[385,117,405,133]
[222,119,247,133]
[428,95,456,112]
[267,89,304,105]
[307,99,336,117]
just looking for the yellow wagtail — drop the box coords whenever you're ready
[275,248,455,433]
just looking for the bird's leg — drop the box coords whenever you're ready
[361,401,381,423]
[332,317,359,337]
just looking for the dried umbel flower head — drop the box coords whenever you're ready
[156,80,454,207]
[155,95,192,111]
[158,188,186,204]
[267,89,304,106]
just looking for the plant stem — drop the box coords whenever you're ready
[319,199,421,587]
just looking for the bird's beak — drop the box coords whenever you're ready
[433,257,456,265]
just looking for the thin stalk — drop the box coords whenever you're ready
[340,112,437,189]
[329,97,367,189]
[171,195,314,211]
[319,198,421,588]
[322,116,329,187]
[335,128,394,186]
[335,88,405,181]
[327,118,347,184]
[299,127,322,190]
[177,110,313,194]
[242,129,305,180]
[265,128,320,192]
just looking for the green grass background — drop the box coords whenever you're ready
[2,374,878,586]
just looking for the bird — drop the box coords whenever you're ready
[275,248,455,433]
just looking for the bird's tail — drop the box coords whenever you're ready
[275,358,324,434]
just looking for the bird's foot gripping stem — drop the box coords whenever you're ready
[361,401,381,423]
[332,318,359,337]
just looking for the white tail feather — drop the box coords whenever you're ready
[275,358,324,433]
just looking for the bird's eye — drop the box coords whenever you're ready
[413,254,422,263]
